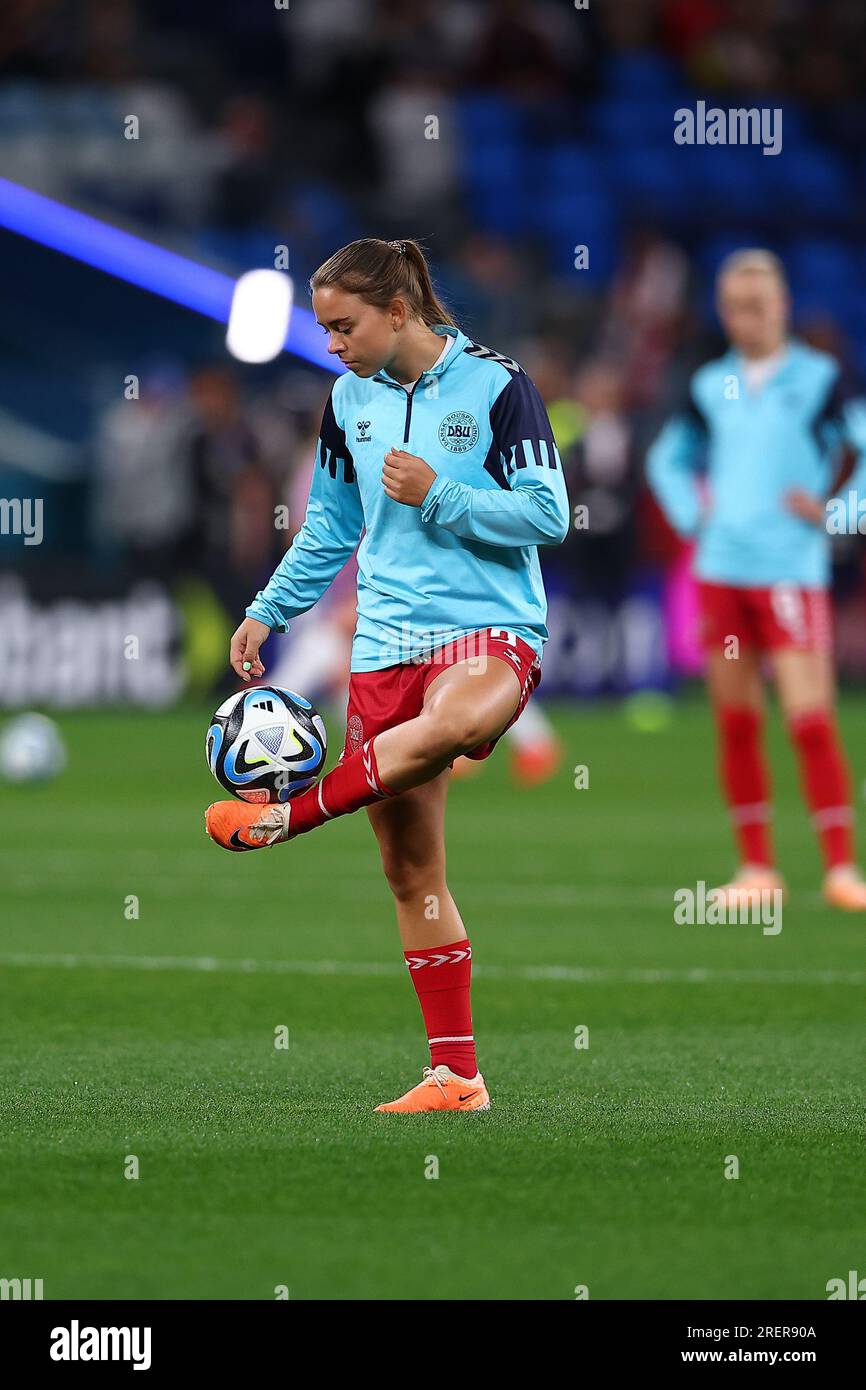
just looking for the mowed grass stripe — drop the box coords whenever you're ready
[2,950,866,986]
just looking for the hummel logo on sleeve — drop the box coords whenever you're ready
[464,342,522,373]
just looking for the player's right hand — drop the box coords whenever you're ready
[230,617,270,682]
[784,488,826,526]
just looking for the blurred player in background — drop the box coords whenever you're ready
[648,250,866,910]
[206,237,570,1110]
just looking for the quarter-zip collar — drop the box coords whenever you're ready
[727,339,799,395]
[373,324,470,390]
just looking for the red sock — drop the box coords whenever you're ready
[288,738,397,836]
[788,710,854,870]
[405,940,477,1079]
[716,706,774,866]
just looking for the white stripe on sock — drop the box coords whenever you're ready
[731,802,770,824]
[812,805,853,829]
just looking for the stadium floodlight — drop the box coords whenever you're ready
[0,176,340,372]
[226,270,293,364]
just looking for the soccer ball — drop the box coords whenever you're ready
[0,712,67,785]
[206,685,327,803]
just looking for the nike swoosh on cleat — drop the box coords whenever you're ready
[228,829,258,851]
[458,1091,480,1102]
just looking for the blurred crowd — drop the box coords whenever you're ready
[82,227,699,609]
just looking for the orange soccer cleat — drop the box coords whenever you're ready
[205,800,291,851]
[711,864,787,910]
[511,738,562,787]
[823,865,866,911]
[374,1064,491,1114]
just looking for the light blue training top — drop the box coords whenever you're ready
[647,339,866,586]
[247,325,571,669]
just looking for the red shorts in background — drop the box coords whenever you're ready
[340,627,542,764]
[697,581,832,654]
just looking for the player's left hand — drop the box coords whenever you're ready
[785,488,826,526]
[382,447,437,506]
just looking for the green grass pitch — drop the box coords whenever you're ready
[1,694,864,1300]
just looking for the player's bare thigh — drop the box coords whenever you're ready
[770,647,835,719]
[372,656,523,787]
[705,646,764,712]
[422,655,522,743]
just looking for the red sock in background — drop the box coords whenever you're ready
[788,709,854,870]
[717,705,774,867]
[288,738,396,836]
[405,940,477,1080]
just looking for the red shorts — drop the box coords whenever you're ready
[697,581,832,654]
[340,627,542,764]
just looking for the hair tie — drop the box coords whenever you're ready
[387,240,406,255]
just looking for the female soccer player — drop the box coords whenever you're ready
[206,238,570,1110]
[648,249,866,910]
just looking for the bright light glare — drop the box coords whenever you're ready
[226,270,294,363]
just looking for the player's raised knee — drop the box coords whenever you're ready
[422,708,490,759]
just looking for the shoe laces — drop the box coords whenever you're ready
[249,804,291,845]
[422,1065,449,1097]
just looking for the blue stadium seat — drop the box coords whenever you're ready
[768,146,852,214]
[605,145,694,218]
[532,143,604,193]
[291,183,357,249]
[601,52,680,95]
[697,234,772,279]
[788,239,855,299]
[529,191,619,281]
[592,93,683,145]
[460,132,529,236]
[692,146,776,217]
[456,93,523,146]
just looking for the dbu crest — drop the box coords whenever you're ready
[438,411,479,454]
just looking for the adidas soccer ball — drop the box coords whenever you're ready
[206,686,327,803]
[0,712,67,785]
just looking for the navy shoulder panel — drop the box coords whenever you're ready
[318,390,356,485]
[482,370,560,489]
